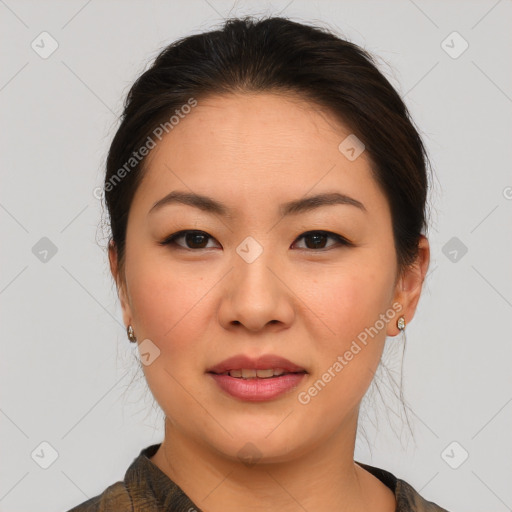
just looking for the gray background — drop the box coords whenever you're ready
[1,1,511,511]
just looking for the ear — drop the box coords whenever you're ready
[108,240,133,328]
[387,235,430,336]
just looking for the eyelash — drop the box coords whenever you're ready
[159,230,353,251]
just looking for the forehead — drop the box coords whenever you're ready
[154,92,351,162]
[133,92,389,220]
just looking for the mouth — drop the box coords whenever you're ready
[206,353,307,376]
[205,354,308,401]
[208,368,307,379]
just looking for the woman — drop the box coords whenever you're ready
[68,16,449,512]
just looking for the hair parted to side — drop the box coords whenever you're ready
[104,16,432,286]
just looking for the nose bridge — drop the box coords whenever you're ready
[234,234,279,299]
[218,234,294,331]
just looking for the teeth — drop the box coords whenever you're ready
[225,368,289,379]
[256,369,274,378]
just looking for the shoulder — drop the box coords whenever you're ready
[64,443,163,512]
[65,480,132,512]
[395,478,450,512]
[356,461,451,512]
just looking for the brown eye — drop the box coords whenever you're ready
[160,230,219,250]
[293,231,351,250]
[160,229,351,251]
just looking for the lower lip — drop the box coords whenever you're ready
[208,372,307,401]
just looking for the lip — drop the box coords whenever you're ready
[208,372,307,401]
[206,354,306,374]
[206,354,307,402]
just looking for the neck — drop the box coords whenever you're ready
[149,411,395,512]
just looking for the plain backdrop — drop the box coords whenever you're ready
[1,1,511,511]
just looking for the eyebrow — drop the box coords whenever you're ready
[149,190,367,217]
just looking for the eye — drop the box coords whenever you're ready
[160,229,352,251]
[159,230,220,250]
[292,230,352,250]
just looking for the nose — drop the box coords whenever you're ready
[217,246,295,333]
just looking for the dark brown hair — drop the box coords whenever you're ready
[105,16,431,279]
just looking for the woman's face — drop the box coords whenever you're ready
[112,92,428,463]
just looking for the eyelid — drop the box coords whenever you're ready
[159,229,352,250]
[159,230,219,249]
[293,230,353,249]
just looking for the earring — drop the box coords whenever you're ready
[127,325,137,343]
[397,316,406,331]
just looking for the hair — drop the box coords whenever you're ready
[106,16,433,445]
[105,15,432,284]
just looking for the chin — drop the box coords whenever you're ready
[202,421,309,465]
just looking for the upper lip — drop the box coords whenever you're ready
[206,354,307,374]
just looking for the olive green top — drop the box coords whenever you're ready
[66,443,450,512]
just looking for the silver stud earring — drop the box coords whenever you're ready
[127,325,137,343]
[397,316,406,331]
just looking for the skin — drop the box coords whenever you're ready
[109,92,430,512]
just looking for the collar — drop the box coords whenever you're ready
[124,443,197,511]
[124,443,445,512]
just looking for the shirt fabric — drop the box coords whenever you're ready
[66,443,450,512]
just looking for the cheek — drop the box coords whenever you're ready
[126,258,215,419]
[298,257,396,396]
[303,264,393,340]
[292,269,394,430]
[126,252,210,355]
